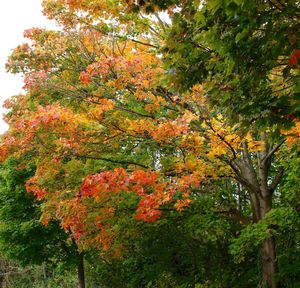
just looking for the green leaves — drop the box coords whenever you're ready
[0,158,77,267]
[163,0,300,128]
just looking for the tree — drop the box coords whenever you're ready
[0,1,299,287]
[129,0,300,126]
[0,157,84,287]
[128,1,300,286]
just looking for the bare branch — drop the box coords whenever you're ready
[261,139,285,163]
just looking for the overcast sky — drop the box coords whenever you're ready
[0,0,56,133]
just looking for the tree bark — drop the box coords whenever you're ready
[231,137,284,288]
[261,237,277,288]
[78,252,85,288]
[257,140,278,288]
[249,190,278,288]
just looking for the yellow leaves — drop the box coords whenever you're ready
[126,119,156,136]
[90,106,104,120]
[179,133,205,152]
[184,84,206,105]
[192,84,204,93]
[185,157,198,171]
[61,70,75,81]
[207,144,227,158]
[152,121,179,141]
[142,79,150,89]
[174,199,192,212]
[282,121,300,147]
[247,140,265,152]
[244,133,264,152]
[174,155,207,176]
[90,99,115,120]
[145,96,166,112]
[202,117,267,159]
[145,103,159,113]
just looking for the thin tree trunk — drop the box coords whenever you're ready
[78,252,85,288]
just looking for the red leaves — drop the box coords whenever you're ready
[80,169,171,222]
[25,176,47,200]
[23,28,45,40]
[79,168,159,199]
[12,104,79,134]
[79,71,93,86]
[80,168,129,197]
[23,71,49,90]
[23,166,199,250]
[130,170,158,186]
[288,49,300,66]
[79,168,200,226]
[135,195,162,222]
[79,58,115,86]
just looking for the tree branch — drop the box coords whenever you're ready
[269,167,284,194]
[261,139,285,164]
[74,154,150,169]
[0,267,32,277]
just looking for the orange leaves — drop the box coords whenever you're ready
[174,199,192,212]
[79,71,93,86]
[79,168,185,224]
[127,119,156,137]
[57,0,109,16]
[23,27,45,40]
[79,57,113,86]
[90,99,115,119]
[128,112,195,143]
[25,158,61,201]
[130,169,158,187]
[0,103,97,163]
[58,199,88,240]
[74,168,173,246]
[12,104,81,143]
[26,176,48,201]
[152,120,189,142]
[80,168,129,198]
[282,121,300,147]
[152,121,183,141]
[79,167,200,227]
[79,50,163,93]
[288,49,300,66]
[0,143,9,163]
[80,168,160,200]
[135,195,162,222]
[23,70,49,90]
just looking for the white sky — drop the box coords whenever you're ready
[0,0,56,133]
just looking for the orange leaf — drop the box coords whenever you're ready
[288,49,300,66]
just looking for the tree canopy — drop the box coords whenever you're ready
[0,1,299,287]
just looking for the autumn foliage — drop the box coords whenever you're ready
[1,1,300,287]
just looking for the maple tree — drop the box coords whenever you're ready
[0,0,299,287]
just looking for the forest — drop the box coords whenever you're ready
[0,1,299,287]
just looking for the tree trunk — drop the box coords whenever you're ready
[231,138,284,288]
[249,192,278,288]
[78,252,85,288]
[262,237,277,288]
[258,154,278,288]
